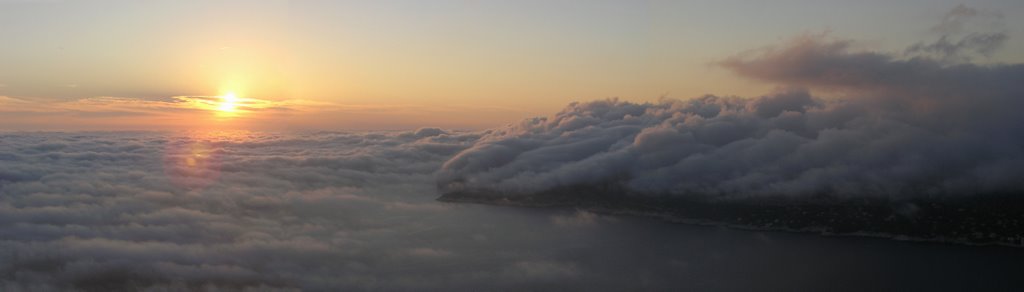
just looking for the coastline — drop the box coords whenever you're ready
[437,192,1024,248]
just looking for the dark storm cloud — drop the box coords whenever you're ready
[438,32,1024,199]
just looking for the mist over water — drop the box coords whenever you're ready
[0,131,1021,291]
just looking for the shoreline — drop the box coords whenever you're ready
[437,193,1024,248]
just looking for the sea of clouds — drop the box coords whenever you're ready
[2,130,663,291]
[2,130,1022,291]
[12,130,841,291]
[0,130,477,291]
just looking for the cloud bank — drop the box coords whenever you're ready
[438,34,1024,200]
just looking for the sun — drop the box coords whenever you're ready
[218,92,238,112]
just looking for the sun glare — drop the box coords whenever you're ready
[218,92,238,112]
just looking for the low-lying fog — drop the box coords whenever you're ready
[1,131,1020,291]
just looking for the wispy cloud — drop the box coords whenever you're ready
[0,95,530,131]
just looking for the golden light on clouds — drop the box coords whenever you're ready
[0,94,530,131]
[163,139,221,190]
[218,91,238,113]
[179,90,277,118]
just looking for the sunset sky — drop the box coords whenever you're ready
[4,2,1024,290]
[1,0,1022,130]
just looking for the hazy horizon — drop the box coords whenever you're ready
[3,0,1023,131]
[2,1,1024,291]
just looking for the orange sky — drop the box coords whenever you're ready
[1,1,1022,130]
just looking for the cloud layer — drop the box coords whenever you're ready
[438,33,1024,200]
[3,131,1024,291]
[11,130,890,291]
[1,130,565,291]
